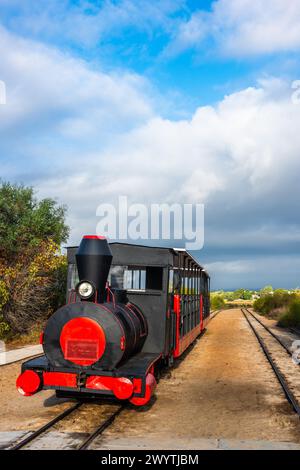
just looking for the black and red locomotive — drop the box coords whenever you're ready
[17,236,210,406]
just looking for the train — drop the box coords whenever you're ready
[16,236,210,406]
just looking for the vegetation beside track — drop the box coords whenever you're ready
[253,289,300,329]
[211,286,300,329]
[0,181,69,341]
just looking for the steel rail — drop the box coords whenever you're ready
[241,309,300,417]
[78,405,124,450]
[243,308,292,357]
[289,327,300,337]
[8,402,82,450]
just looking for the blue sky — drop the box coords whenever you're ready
[1,0,300,289]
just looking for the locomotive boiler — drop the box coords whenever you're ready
[17,235,210,406]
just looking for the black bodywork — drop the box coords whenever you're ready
[22,242,210,399]
[67,242,210,359]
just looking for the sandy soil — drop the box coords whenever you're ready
[99,308,300,445]
[0,362,74,431]
[1,309,300,446]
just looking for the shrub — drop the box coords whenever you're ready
[0,280,9,309]
[0,313,11,339]
[0,240,67,335]
[0,280,10,339]
[210,294,226,311]
[253,291,296,316]
[278,299,300,328]
[0,181,69,337]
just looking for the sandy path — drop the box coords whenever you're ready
[98,308,300,446]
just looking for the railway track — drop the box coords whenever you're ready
[7,402,125,450]
[289,327,300,337]
[5,312,220,449]
[242,308,300,417]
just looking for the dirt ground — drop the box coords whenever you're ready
[1,309,300,447]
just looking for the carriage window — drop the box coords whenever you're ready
[146,267,163,290]
[109,265,162,291]
[124,268,146,290]
[168,269,174,293]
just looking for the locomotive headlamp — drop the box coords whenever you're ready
[76,281,95,299]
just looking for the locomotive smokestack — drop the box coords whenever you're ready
[76,235,112,303]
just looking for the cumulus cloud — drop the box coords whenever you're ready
[1,23,300,287]
[0,24,155,178]
[167,0,300,57]
[0,0,183,48]
[35,76,300,259]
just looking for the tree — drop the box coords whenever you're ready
[233,289,245,300]
[242,290,252,300]
[0,181,69,262]
[0,182,69,337]
[260,285,273,297]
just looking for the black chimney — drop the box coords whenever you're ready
[76,235,113,303]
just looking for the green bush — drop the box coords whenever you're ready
[253,291,296,316]
[0,313,11,339]
[278,299,300,328]
[0,280,9,309]
[0,181,69,337]
[0,281,10,339]
[210,294,226,311]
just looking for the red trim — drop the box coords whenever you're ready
[122,307,137,349]
[120,336,125,351]
[132,378,142,394]
[86,376,134,400]
[99,303,126,340]
[176,324,200,357]
[68,289,77,304]
[17,370,154,405]
[200,294,204,332]
[173,294,181,357]
[173,294,203,358]
[129,373,157,406]
[126,303,148,337]
[60,317,106,366]
[83,235,106,240]
[44,372,77,388]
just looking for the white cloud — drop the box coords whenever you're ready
[167,0,300,57]
[0,25,153,133]
[35,76,300,253]
[1,24,300,286]
[206,260,255,274]
[0,0,183,48]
